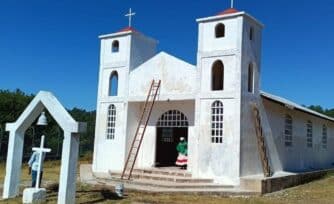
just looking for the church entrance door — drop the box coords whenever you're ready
[155,110,189,167]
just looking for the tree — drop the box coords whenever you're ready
[308,105,334,118]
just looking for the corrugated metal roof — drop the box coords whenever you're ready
[260,91,334,122]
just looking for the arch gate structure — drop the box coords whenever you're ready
[2,91,86,204]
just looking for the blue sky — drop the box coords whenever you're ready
[0,0,333,110]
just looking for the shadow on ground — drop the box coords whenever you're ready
[44,183,124,204]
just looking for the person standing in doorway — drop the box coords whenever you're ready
[28,151,45,187]
[175,137,188,169]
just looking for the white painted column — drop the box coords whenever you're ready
[191,97,201,177]
[3,131,24,198]
[57,132,80,204]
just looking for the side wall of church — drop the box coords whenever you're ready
[263,98,334,172]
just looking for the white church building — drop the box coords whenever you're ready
[92,8,334,185]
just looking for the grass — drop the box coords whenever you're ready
[1,160,334,203]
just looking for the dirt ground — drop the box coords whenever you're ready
[1,161,334,204]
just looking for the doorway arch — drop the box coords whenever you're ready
[155,110,189,167]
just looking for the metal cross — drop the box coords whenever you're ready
[125,8,136,27]
[32,135,51,189]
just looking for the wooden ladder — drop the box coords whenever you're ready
[252,104,272,177]
[121,80,161,180]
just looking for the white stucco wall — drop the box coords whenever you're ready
[93,102,128,172]
[239,16,266,177]
[263,98,334,172]
[128,52,197,101]
[195,98,241,185]
[101,35,131,68]
[130,33,157,70]
[199,17,240,52]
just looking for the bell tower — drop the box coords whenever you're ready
[194,8,264,184]
[93,26,158,173]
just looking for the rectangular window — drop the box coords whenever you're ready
[106,105,116,140]
[284,115,293,147]
[306,121,312,148]
[322,125,327,149]
[211,101,224,144]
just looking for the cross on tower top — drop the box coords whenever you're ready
[125,8,136,27]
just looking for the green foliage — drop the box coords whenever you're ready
[0,89,34,160]
[0,89,96,161]
[68,108,96,158]
[0,89,34,124]
[308,105,334,118]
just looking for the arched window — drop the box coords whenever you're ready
[250,27,254,41]
[112,40,119,53]
[212,60,224,91]
[248,63,254,93]
[215,23,225,38]
[106,104,116,140]
[306,121,313,148]
[109,71,118,96]
[284,114,293,147]
[322,125,327,149]
[156,110,189,127]
[211,101,223,144]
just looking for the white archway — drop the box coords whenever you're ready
[2,91,86,204]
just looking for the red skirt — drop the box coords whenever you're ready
[175,153,188,166]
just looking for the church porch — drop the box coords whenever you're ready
[126,100,196,172]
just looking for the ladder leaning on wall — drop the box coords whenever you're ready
[121,79,161,180]
[252,104,273,177]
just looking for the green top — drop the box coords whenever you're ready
[176,141,188,155]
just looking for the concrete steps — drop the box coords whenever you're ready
[133,168,192,177]
[88,178,257,195]
[103,177,233,189]
[109,168,213,183]
[104,167,237,191]
[80,165,258,195]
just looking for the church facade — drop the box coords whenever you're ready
[92,8,334,185]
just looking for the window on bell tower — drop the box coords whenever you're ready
[211,101,224,144]
[248,63,254,93]
[112,40,119,53]
[215,23,225,38]
[212,60,224,91]
[106,104,116,140]
[250,27,254,41]
[109,71,118,96]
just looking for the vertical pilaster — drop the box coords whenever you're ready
[2,131,24,199]
[58,132,80,204]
